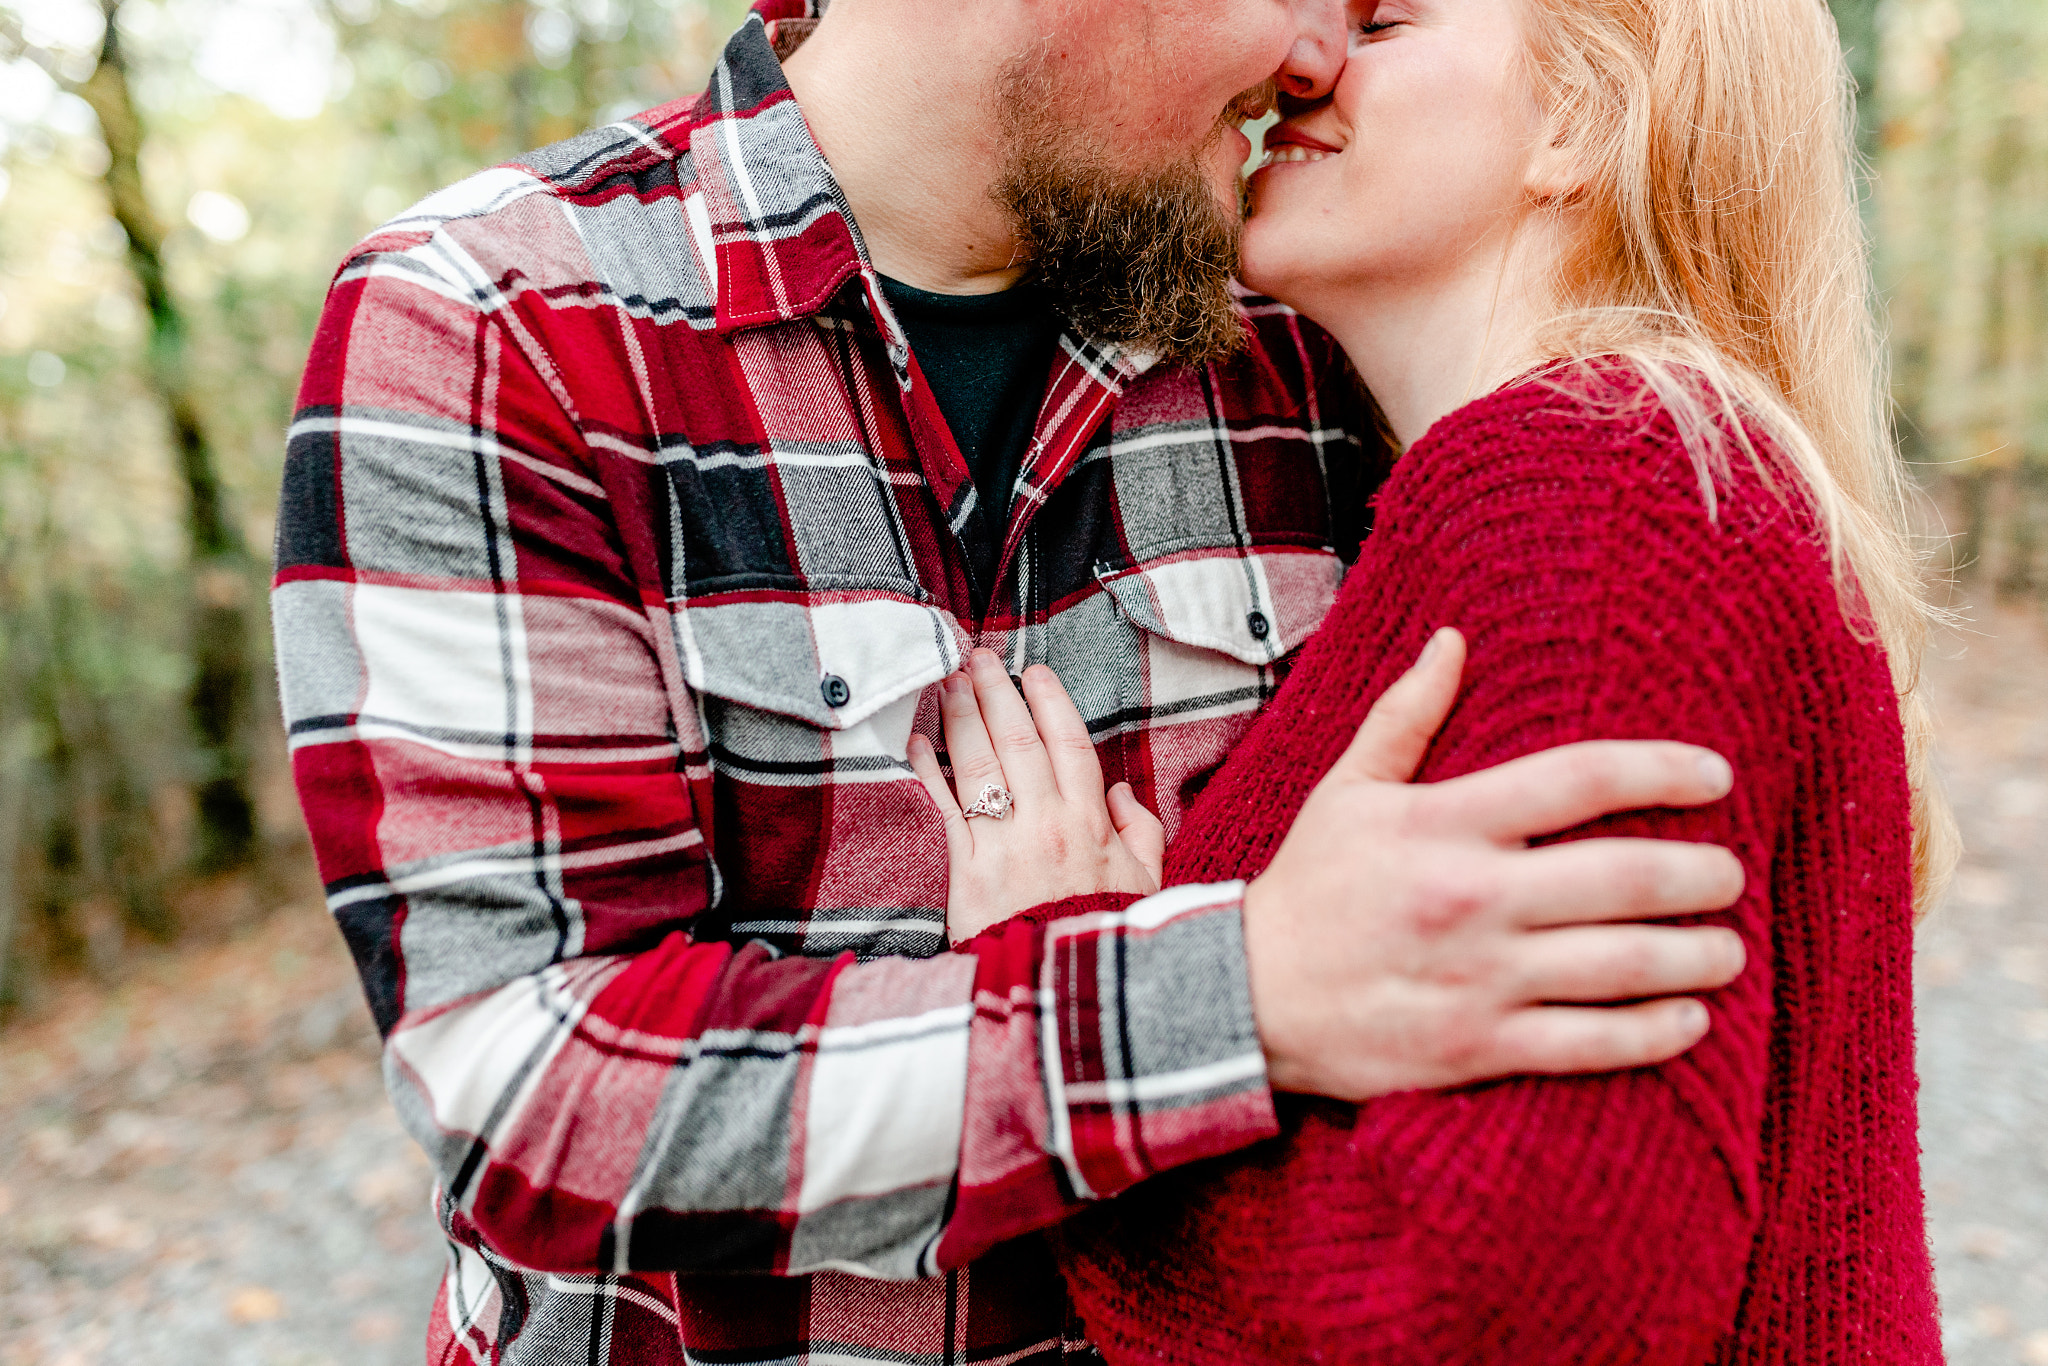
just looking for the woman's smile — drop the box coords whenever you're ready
[1257,126,1342,169]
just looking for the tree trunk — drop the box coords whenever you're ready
[0,722,27,1007]
[76,0,257,871]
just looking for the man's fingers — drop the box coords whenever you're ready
[1331,628,1466,784]
[1412,739,1735,843]
[965,651,1059,802]
[1487,998,1713,1078]
[1505,923,1746,1003]
[1498,838,1746,926]
[1020,664,1104,804]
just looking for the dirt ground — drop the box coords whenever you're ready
[0,896,441,1366]
[1,611,2044,1366]
[1917,607,2048,1364]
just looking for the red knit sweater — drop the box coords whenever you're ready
[1051,369,1940,1364]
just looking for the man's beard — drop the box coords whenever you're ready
[992,55,1273,368]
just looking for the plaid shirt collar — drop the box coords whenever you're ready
[689,5,864,337]
[682,4,1167,584]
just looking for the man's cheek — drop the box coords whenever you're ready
[1204,131,1255,205]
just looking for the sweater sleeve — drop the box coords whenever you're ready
[1062,391,1809,1364]
[1354,414,1790,1360]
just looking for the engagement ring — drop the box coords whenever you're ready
[964,784,1015,820]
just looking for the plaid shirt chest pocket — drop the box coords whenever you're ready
[1041,405,1349,822]
[675,582,965,955]
[1063,545,1342,837]
[1097,547,1340,662]
[1092,545,1343,725]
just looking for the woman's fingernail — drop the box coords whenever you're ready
[943,674,968,697]
[1697,753,1733,792]
[1418,631,1442,667]
[1680,1000,1709,1032]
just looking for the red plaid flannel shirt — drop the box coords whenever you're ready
[274,5,1373,1363]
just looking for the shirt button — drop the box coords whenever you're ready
[1246,610,1271,641]
[820,674,851,708]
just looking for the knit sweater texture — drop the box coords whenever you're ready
[1050,367,1941,1364]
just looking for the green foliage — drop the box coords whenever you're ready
[1872,0,2048,600]
[0,442,193,1005]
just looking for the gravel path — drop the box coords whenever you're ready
[0,907,440,1366]
[1918,609,2048,1366]
[1,611,2044,1366]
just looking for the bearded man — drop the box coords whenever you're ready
[273,2,1748,1363]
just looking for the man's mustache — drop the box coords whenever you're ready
[1226,80,1279,128]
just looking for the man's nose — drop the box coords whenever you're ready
[1274,89,1331,121]
[1274,0,1348,101]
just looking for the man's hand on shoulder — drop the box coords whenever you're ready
[1244,628,1748,1101]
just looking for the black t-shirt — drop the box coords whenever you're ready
[878,275,1064,606]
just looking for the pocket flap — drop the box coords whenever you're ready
[1095,547,1342,665]
[676,590,964,730]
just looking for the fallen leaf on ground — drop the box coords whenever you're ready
[352,1310,401,1343]
[1958,1224,2013,1260]
[1972,1302,2012,1339]
[226,1285,284,1324]
[78,1204,153,1252]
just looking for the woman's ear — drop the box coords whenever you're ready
[1525,116,1585,207]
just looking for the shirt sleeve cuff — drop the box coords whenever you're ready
[953,891,1146,949]
[1037,881,1279,1201]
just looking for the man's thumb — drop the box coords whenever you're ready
[1331,628,1467,784]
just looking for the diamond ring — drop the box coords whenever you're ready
[963,783,1015,820]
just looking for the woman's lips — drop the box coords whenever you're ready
[1259,127,1341,166]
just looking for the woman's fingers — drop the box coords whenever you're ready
[907,732,971,855]
[938,672,1007,808]
[1108,782,1165,888]
[1019,664,1103,803]
[1330,628,1467,785]
[913,731,989,944]
[964,650,1060,803]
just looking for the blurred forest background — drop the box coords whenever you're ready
[0,0,2036,1016]
[0,0,751,1002]
[0,0,2045,1364]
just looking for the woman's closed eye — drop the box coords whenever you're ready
[1357,0,1410,39]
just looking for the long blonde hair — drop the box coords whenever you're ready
[1515,0,1958,917]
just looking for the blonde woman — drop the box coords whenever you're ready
[915,0,1960,1359]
